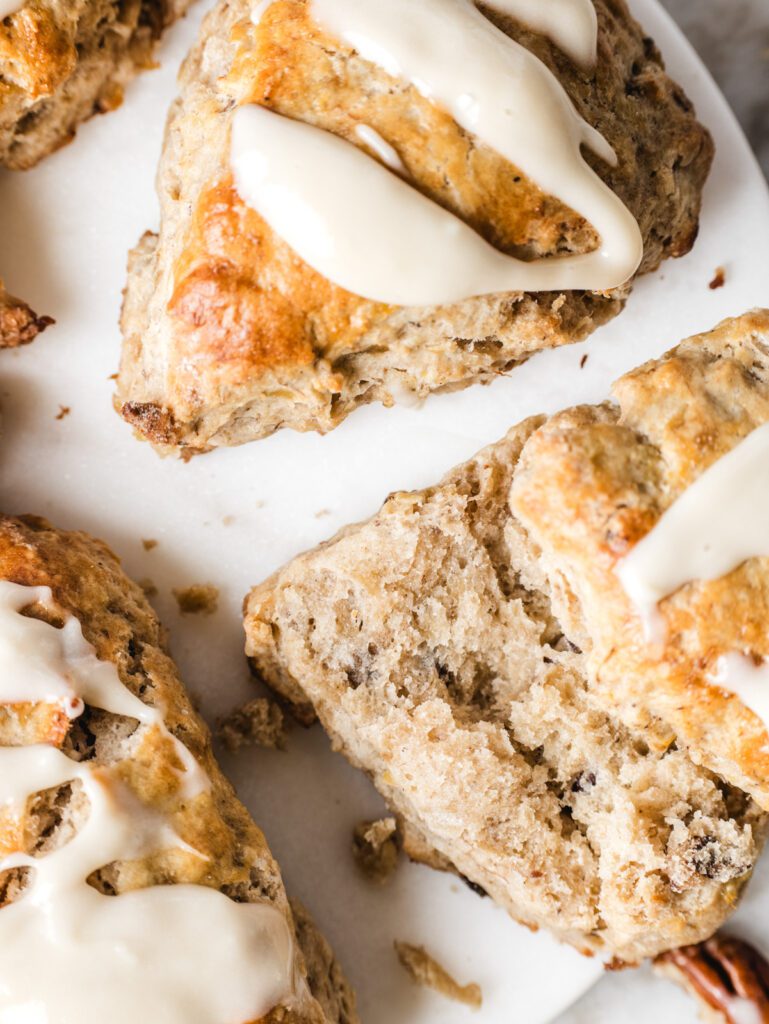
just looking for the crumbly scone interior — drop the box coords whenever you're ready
[0,515,354,1024]
[245,422,766,962]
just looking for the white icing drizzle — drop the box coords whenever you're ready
[353,124,405,174]
[710,654,769,735]
[616,423,769,635]
[485,0,599,70]
[231,0,642,306]
[0,2,21,20]
[0,581,296,1024]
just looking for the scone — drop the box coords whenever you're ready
[117,0,713,456]
[244,391,767,962]
[0,278,52,347]
[0,0,195,170]
[510,309,769,812]
[0,514,357,1023]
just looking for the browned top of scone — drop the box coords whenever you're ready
[149,0,711,418]
[0,514,328,1024]
[0,280,53,348]
[511,309,769,810]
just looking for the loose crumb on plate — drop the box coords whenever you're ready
[141,538,158,551]
[216,697,287,752]
[709,266,726,290]
[55,405,70,420]
[394,942,482,1010]
[352,817,399,885]
[173,583,219,615]
[579,353,589,369]
[138,577,158,598]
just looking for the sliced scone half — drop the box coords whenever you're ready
[0,0,195,169]
[0,514,357,1024]
[0,278,53,347]
[117,0,713,455]
[244,341,768,963]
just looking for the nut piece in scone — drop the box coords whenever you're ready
[116,0,713,456]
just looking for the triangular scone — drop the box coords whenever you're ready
[0,514,357,1024]
[117,0,712,456]
[244,412,766,963]
[0,279,53,347]
[0,0,195,169]
[510,310,769,812]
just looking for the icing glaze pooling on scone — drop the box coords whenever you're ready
[0,2,21,19]
[616,422,769,634]
[0,581,296,1024]
[230,0,643,305]
[710,654,769,737]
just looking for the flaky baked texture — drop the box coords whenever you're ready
[0,514,357,1024]
[0,0,195,170]
[0,279,52,347]
[244,419,766,963]
[117,0,713,456]
[510,310,769,813]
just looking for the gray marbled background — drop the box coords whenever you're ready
[662,0,769,176]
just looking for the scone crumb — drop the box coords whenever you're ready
[141,538,158,551]
[709,266,726,290]
[216,697,286,752]
[55,405,70,421]
[580,354,589,369]
[352,818,399,884]
[138,577,158,598]
[173,584,219,615]
[394,942,482,1009]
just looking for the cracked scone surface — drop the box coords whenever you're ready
[511,309,769,814]
[117,0,712,455]
[244,418,766,963]
[0,0,195,170]
[0,514,357,1024]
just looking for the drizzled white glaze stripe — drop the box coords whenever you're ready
[0,2,21,20]
[617,423,769,627]
[482,0,598,70]
[354,124,405,173]
[0,581,296,1024]
[710,654,769,736]
[231,0,642,305]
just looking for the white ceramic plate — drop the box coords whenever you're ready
[1,2,768,1022]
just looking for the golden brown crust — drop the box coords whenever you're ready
[0,514,355,1024]
[510,310,769,811]
[0,280,53,348]
[117,0,713,455]
[0,0,195,170]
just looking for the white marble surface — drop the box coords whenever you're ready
[663,0,769,175]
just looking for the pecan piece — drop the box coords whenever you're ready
[656,935,769,1023]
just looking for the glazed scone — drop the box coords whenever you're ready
[244,417,766,963]
[0,514,357,1023]
[510,310,769,812]
[117,0,713,456]
[0,278,52,347]
[0,0,195,170]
